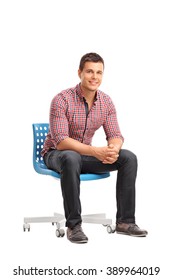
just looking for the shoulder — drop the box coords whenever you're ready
[97,89,114,105]
[54,85,77,99]
[51,85,77,104]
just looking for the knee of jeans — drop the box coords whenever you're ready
[120,149,138,165]
[61,151,82,170]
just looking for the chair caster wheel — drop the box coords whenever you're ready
[56,229,65,237]
[107,225,116,234]
[23,223,30,232]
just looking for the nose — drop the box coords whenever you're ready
[92,72,97,79]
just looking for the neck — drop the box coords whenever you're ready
[80,85,96,103]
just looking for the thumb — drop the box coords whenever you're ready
[108,144,114,149]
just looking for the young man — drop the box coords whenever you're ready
[42,52,148,243]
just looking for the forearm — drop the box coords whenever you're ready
[108,138,123,151]
[57,137,95,156]
[57,137,115,162]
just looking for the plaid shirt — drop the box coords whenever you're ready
[41,84,124,156]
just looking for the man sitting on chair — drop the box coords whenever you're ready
[41,52,148,243]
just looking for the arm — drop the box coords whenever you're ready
[102,96,124,164]
[57,137,94,156]
[108,138,123,152]
[57,138,118,162]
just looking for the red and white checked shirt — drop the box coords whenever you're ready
[41,84,124,156]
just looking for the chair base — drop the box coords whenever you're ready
[82,213,112,225]
[23,212,65,230]
[23,212,115,236]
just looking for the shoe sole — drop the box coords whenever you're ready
[116,231,147,237]
[67,238,88,244]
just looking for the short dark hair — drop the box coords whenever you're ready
[79,52,104,71]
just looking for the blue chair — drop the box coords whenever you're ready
[23,123,115,237]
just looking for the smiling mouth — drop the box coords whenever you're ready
[89,81,98,85]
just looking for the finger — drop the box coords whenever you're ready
[102,160,112,164]
[103,157,115,164]
[106,154,119,160]
[107,151,118,157]
[103,155,119,163]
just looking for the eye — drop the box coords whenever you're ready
[86,69,93,73]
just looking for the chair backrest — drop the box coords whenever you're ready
[32,123,110,181]
[33,123,48,165]
[32,123,61,178]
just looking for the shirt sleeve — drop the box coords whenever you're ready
[49,93,69,145]
[103,96,124,142]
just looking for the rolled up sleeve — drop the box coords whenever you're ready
[49,94,69,146]
[103,97,124,142]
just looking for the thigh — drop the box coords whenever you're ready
[81,149,135,174]
[81,155,119,174]
[44,149,82,173]
[43,149,62,172]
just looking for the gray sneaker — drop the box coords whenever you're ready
[67,223,88,244]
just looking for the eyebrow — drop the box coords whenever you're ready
[86,69,103,74]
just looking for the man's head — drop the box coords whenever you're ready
[79,52,104,71]
[78,53,104,93]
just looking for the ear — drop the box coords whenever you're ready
[78,69,81,79]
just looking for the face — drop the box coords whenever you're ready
[78,61,104,93]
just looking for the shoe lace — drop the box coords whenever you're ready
[129,224,138,230]
[72,224,83,235]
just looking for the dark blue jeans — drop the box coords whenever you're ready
[44,149,137,228]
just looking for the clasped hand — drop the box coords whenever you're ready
[94,144,119,164]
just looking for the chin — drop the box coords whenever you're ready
[88,85,99,91]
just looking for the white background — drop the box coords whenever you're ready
[0,0,173,279]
